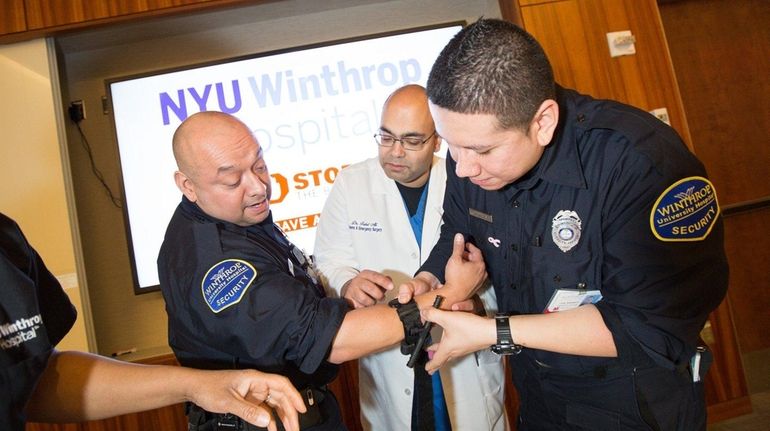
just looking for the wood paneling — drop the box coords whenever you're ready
[328,360,363,431]
[23,0,228,29]
[659,0,770,358]
[658,0,770,206]
[519,0,693,150]
[0,0,27,34]
[703,294,753,422]
[721,210,770,352]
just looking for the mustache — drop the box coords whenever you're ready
[382,158,408,165]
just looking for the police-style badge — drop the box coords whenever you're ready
[201,259,257,313]
[650,176,720,242]
[551,210,582,253]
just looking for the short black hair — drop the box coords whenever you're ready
[427,18,555,130]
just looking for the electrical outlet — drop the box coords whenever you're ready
[69,100,86,122]
[649,107,671,126]
[607,30,636,58]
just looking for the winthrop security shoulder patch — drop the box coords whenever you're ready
[650,176,720,242]
[201,259,257,313]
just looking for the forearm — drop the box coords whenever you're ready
[511,305,617,356]
[328,285,461,364]
[328,304,402,363]
[26,350,196,422]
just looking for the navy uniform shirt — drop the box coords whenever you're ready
[421,87,728,374]
[158,198,350,390]
[1,213,76,431]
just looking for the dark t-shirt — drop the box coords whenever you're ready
[0,213,77,431]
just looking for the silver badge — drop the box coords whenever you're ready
[551,210,582,253]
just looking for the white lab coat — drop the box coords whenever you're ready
[314,157,508,431]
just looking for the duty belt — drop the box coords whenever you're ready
[187,386,327,431]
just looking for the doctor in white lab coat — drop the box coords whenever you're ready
[314,85,508,431]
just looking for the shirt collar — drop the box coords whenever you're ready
[505,86,587,195]
[180,196,274,232]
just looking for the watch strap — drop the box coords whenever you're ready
[491,314,523,355]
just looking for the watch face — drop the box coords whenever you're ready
[491,343,521,355]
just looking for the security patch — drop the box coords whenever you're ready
[650,176,719,242]
[201,259,257,313]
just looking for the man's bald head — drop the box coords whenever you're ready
[381,84,431,124]
[172,111,253,180]
[171,111,272,226]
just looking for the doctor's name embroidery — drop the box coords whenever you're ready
[201,259,257,313]
[650,177,719,242]
[347,220,383,233]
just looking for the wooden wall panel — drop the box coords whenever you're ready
[0,0,27,34]
[659,0,770,354]
[23,0,238,30]
[658,0,770,206]
[25,0,113,29]
[702,293,753,422]
[520,0,693,150]
[721,210,770,352]
[328,360,363,431]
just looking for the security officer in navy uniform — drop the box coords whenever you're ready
[158,111,486,431]
[413,19,728,430]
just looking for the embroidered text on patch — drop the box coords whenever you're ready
[201,259,257,313]
[650,177,719,242]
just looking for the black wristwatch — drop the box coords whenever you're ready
[490,314,523,355]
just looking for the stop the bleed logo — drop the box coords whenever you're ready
[269,165,347,204]
[650,176,720,242]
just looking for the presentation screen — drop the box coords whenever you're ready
[108,22,462,293]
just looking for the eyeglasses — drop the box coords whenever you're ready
[374,130,436,151]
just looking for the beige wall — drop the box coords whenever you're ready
[0,38,89,352]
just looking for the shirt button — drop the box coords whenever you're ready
[411,252,417,259]
[553,275,562,283]
[405,388,411,396]
[511,244,518,251]
[512,200,520,208]
[510,283,517,290]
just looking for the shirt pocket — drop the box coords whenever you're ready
[526,247,594,312]
[468,216,507,288]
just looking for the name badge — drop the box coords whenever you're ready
[544,288,602,313]
[469,208,493,223]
